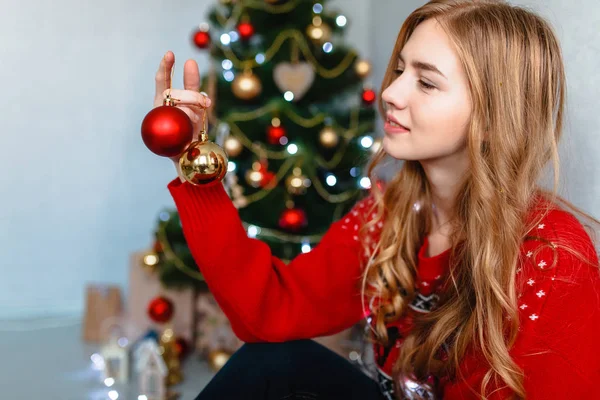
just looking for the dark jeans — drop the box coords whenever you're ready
[194,339,385,400]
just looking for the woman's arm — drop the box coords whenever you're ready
[168,178,378,343]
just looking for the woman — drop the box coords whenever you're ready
[152,0,600,398]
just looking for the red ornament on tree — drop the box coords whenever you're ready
[279,208,308,231]
[237,21,255,40]
[174,336,190,360]
[266,125,287,145]
[147,296,174,324]
[192,29,211,49]
[141,96,194,157]
[361,88,376,106]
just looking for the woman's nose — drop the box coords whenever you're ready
[382,78,408,111]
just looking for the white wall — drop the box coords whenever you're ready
[368,0,600,216]
[0,0,372,319]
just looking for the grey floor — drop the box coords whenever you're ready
[0,317,216,400]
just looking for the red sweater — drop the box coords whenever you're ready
[168,178,600,399]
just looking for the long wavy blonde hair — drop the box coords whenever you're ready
[360,1,600,398]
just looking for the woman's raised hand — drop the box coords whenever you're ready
[154,51,212,162]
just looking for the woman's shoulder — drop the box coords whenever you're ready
[520,195,599,283]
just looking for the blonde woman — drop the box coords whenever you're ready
[152,1,600,398]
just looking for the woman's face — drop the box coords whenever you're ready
[381,19,472,163]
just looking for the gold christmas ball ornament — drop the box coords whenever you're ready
[208,349,232,371]
[223,136,243,157]
[285,168,311,195]
[245,169,264,188]
[179,130,229,186]
[306,17,331,43]
[319,126,339,148]
[232,70,262,100]
[355,59,372,78]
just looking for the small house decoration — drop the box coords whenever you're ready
[135,339,168,400]
[100,334,129,383]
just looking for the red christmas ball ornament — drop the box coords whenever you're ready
[279,208,308,231]
[141,98,194,157]
[174,336,190,360]
[266,125,287,145]
[361,89,377,106]
[237,21,255,40]
[193,29,211,49]
[147,296,174,324]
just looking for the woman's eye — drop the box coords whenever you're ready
[394,68,404,75]
[419,80,435,90]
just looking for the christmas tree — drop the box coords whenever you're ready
[151,0,379,288]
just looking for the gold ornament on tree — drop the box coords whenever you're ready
[319,126,339,148]
[354,59,372,78]
[306,16,331,44]
[207,349,232,371]
[223,136,243,157]
[232,69,262,100]
[160,328,183,386]
[285,167,311,195]
[179,111,229,186]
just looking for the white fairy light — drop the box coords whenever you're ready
[287,144,298,154]
[313,3,323,13]
[228,31,239,42]
[228,161,237,172]
[222,59,233,70]
[359,177,371,189]
[336,15,347,27]
[360,136,374,148]
[108,390,119,400]
[104,377,115,387]
[247,225,259,238]
[220,33,231,45]
[326,174,337,186]
[284,91,294,101]
[223,71,234,82]
[323,42,333,53]
[350,167,359,177]
[255,53,266,64]
[301,242,312,253]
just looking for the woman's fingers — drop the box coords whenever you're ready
[183,59,201,92]
[155,51,174,98]
[161,88,211,108]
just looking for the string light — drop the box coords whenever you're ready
[247,225,259,238]
[323,42,333,53]
[228,161,237,172]
[326,174,337,187]
[301,242,312,253]
[313,3,323,13]
[255,53,266,64]
[104,377,115,387]
[159,211,169,222]
[222,59,233,70]
[138,396,148,400]
[287,144,298,154]
[360,136,374,148]
[284,91,294,101]
[108,390,119,400]
[117,337,128,347]
[350,167,360,177]
[279,136,289,145]
[223,71,235,82]
[359,177,371,189]
[220,33,231,45]
[336,15,347,27]
[229,30,239,42]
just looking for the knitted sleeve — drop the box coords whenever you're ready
[167,177,379,342]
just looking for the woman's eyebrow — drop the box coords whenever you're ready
[398,53,447,80]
